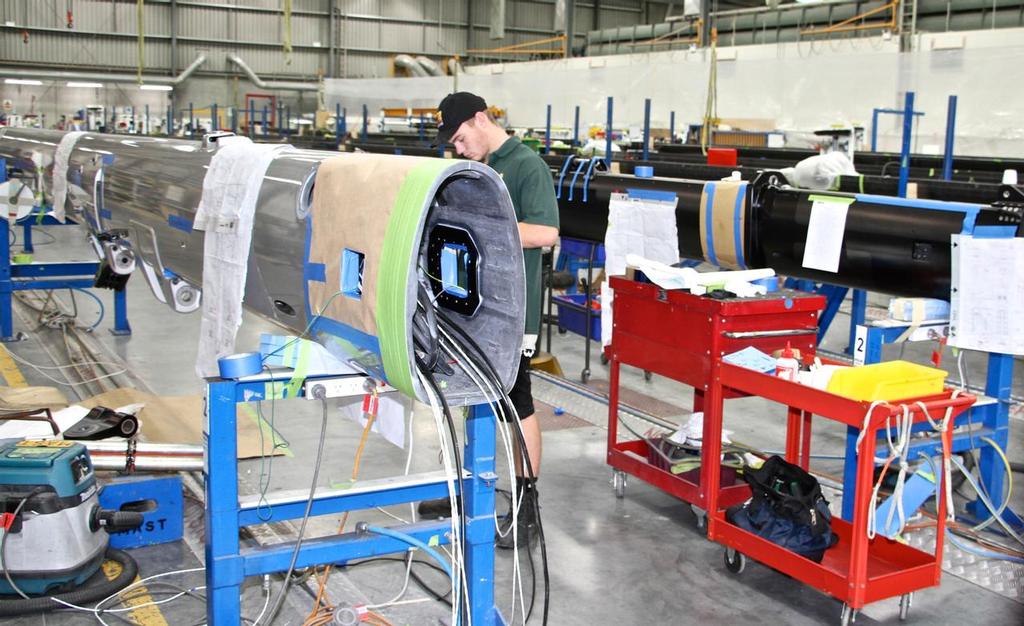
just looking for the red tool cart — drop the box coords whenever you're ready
[605,275,826,527]
[703,360,976,625]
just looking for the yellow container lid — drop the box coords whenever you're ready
[826,360,947,402]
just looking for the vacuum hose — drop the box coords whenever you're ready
[0,546,138,616]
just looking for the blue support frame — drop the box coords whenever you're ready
[782,279,865,354]
[361,104,368,142]
[204,372,505,624]
[839,323,1021,529]
[669,111,675,143]
[572,106,580,147]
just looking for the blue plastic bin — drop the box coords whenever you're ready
[554,294,601,341]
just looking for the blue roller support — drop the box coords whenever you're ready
[545,104,552,154]
[605,97,613,170]
[573,106,580,146]
[897,91,914,198]
[642,98,651,161]
[670,111,675,143]
[943,95,957,181]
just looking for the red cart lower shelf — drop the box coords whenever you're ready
[706,361,976,624]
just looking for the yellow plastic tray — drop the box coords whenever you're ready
[826,360,947,401]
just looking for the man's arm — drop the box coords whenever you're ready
[519,222,559,248]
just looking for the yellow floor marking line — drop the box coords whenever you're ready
[0,344,28,388]
[101,560,170,626]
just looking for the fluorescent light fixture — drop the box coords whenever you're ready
[139,84,172,91]
[67,81,103,88]
[5,78,42,86]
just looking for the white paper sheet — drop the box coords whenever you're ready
[801,198,851,273]
[336,393,410,449]
[601,191,680,345]
[949,234,1024,355]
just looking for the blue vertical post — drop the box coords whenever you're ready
[642,98,651,161]
[0,159,12,341]
[605,96,613,170]
[336,103,343,150]
[167,106,173,136]
[967,352,1016,525]
[262,106,269,137]
[22,221,33,253]
[545,104,552,154]
[871,108,880,152]
[418,113,425,144]
[144,105,149,135]
[277,105,284,134]
[670,111,676,143]
[211,103,218,132]
[111,106,116,132]
[111,288,130,335]
[463,404,500,624]
[189,103,194,139]
[341,107,347,139]
[231,107,238,134]
[361,104,368,141]
[846,289,867,355]
[896,91,914,198]
[942,95,957,181]
[285,106,291,137]
[249,102,255,137]
[205,380,243,624]
[573,105,580,147]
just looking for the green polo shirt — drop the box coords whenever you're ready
[488,137,560,335]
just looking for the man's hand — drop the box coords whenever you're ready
[519,223,559,248]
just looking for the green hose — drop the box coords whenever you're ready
[375,160,454,397]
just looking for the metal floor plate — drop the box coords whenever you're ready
[906,526,1024,604]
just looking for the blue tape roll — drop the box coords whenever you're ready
[752,276,778,292]
[634,165,654,178]
[218,352,262,379]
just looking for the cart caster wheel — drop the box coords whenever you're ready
[724,548,745,574]
[898,593,912,621]
[600,353,608,365]
[695,512,707,535]
[581,369,590,384]
[611,470,626,498]
[840,603,858,626]
[643,370,653,382]
[557,326,567,335]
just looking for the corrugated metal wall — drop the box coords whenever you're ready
[0,0,653,80]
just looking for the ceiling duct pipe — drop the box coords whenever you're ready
[0,54,207,86]
[394,54,429,77]
[227,54,320,92]
[415,56,445,77]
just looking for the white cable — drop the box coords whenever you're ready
[51,566,205,625]
[415,367,464,626]
[438,331,527,624]
[2,347,127,387]
[252,580,272,625]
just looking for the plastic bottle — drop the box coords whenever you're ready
[775,342,799,382]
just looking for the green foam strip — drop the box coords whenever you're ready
[376,159,453,397]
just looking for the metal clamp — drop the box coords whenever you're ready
[130,219,201,314]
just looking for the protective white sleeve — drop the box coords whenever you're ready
[193,137,293,378]
[51,131,88,223]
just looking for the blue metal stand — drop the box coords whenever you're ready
[782,279,865,355]
[870,101,924,153]
[641,98,651,161]
[0,214,131,341]
[840,322,1020,529]
[897,91,915,198]
[605,97,613,170]
[204,372,505,624]
[572,106,580,147]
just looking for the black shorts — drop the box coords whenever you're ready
[504,355,534,422]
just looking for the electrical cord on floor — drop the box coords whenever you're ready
[262,388,330,625]
[436,309,550,626]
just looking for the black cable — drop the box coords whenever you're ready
[0,547,138,616]
[435,309,550,626]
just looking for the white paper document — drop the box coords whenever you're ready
[801,198,851,273]
[949,234,1024,356]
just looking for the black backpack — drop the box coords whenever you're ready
[726,455,838,562]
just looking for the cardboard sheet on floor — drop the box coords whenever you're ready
[79,388,283,459]
[0,386,69,411]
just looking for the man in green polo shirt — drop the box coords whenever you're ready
[427,92,559,548]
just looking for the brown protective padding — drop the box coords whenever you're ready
[698,180,747,270]
[306,153,429,337]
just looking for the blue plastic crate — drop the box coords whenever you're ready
[554,294,601,341]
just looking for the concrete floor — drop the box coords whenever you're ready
[2,223,1022,625]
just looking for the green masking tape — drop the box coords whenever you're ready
[376,159,454,397]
